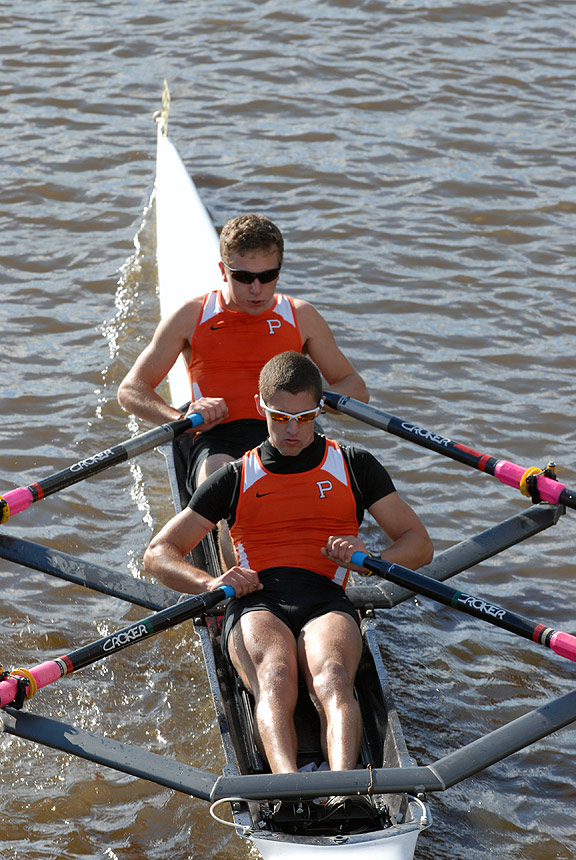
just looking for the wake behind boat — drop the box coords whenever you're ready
[2,86,576,860]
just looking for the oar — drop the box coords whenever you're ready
[323,391,576,511]
[2,708,218,802]
[0,532,178,611]
[0,584,234,708]
[349,551,576,663]
[0,413,203,524]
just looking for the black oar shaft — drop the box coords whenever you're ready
[324,391,573,510]
[0,585,234,708]
[363,556,542,641]
[0,414,202,523]
[325,395,500,473]
[64,587,229,672]
[28,422,185,501]
[350,552,576,662]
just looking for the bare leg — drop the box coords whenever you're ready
[298,612,363,771]
[196,452,236,569]
[228,610,299,773]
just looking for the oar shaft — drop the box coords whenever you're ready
[0,414,203,523]
[0,584,234,708]
[350,551,576,663]
[324,392,572,509]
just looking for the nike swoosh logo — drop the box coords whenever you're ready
[255,491,275,497]
[210,324,230,330]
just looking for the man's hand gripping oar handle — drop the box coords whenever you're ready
[0,413,204,524]
[350,551,576,664]
[0,584,235,709]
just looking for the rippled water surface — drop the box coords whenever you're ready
[1,2,575,858]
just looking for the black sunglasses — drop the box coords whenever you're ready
[223,263,281,285]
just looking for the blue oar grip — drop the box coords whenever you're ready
[186,413,204,428]
[219,584,236,599]
[351,550,368,567]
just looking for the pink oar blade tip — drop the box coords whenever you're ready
[550,631,576,663]
[1,486,34,518]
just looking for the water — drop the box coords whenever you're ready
[1,1,575,858]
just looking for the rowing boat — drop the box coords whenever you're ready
[2,86,576,860]
[153,89,428,859]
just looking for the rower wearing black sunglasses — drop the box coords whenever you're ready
[118,214,368,567]
[221,262,282,285]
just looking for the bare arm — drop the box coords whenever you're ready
[117,298,228,428]
[322,491,433,574]
[143,507,262,596]
[294,300,369,404]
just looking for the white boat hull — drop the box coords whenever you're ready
[155,117,221,407]
[154,98,428,860]
[251,822,421,859]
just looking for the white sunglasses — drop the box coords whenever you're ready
[259,396,325,423]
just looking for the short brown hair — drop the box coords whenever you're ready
[259,351,323,404]
[219,214,284,267]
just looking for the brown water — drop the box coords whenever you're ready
[1,2,575,858]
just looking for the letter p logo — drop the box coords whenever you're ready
[317,480,333,499]
[267,319,282,335]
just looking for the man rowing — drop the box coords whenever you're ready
[143,351,433,777]
[117,213,368,489]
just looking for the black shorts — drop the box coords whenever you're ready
[221,568,360,659]
[174,419,268,496]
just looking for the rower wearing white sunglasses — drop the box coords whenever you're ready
[144,350,433,783]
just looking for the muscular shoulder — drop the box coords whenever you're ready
[291,296,321,321]
[160,295,204,338]
[341,445,396,508]
[142,297,205,365]
[291,298,332,342]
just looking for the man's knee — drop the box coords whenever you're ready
[254,659,299,713]
[310,659,355,702]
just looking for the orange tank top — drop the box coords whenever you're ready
[231,440,359,588]
[187,290,302,422]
